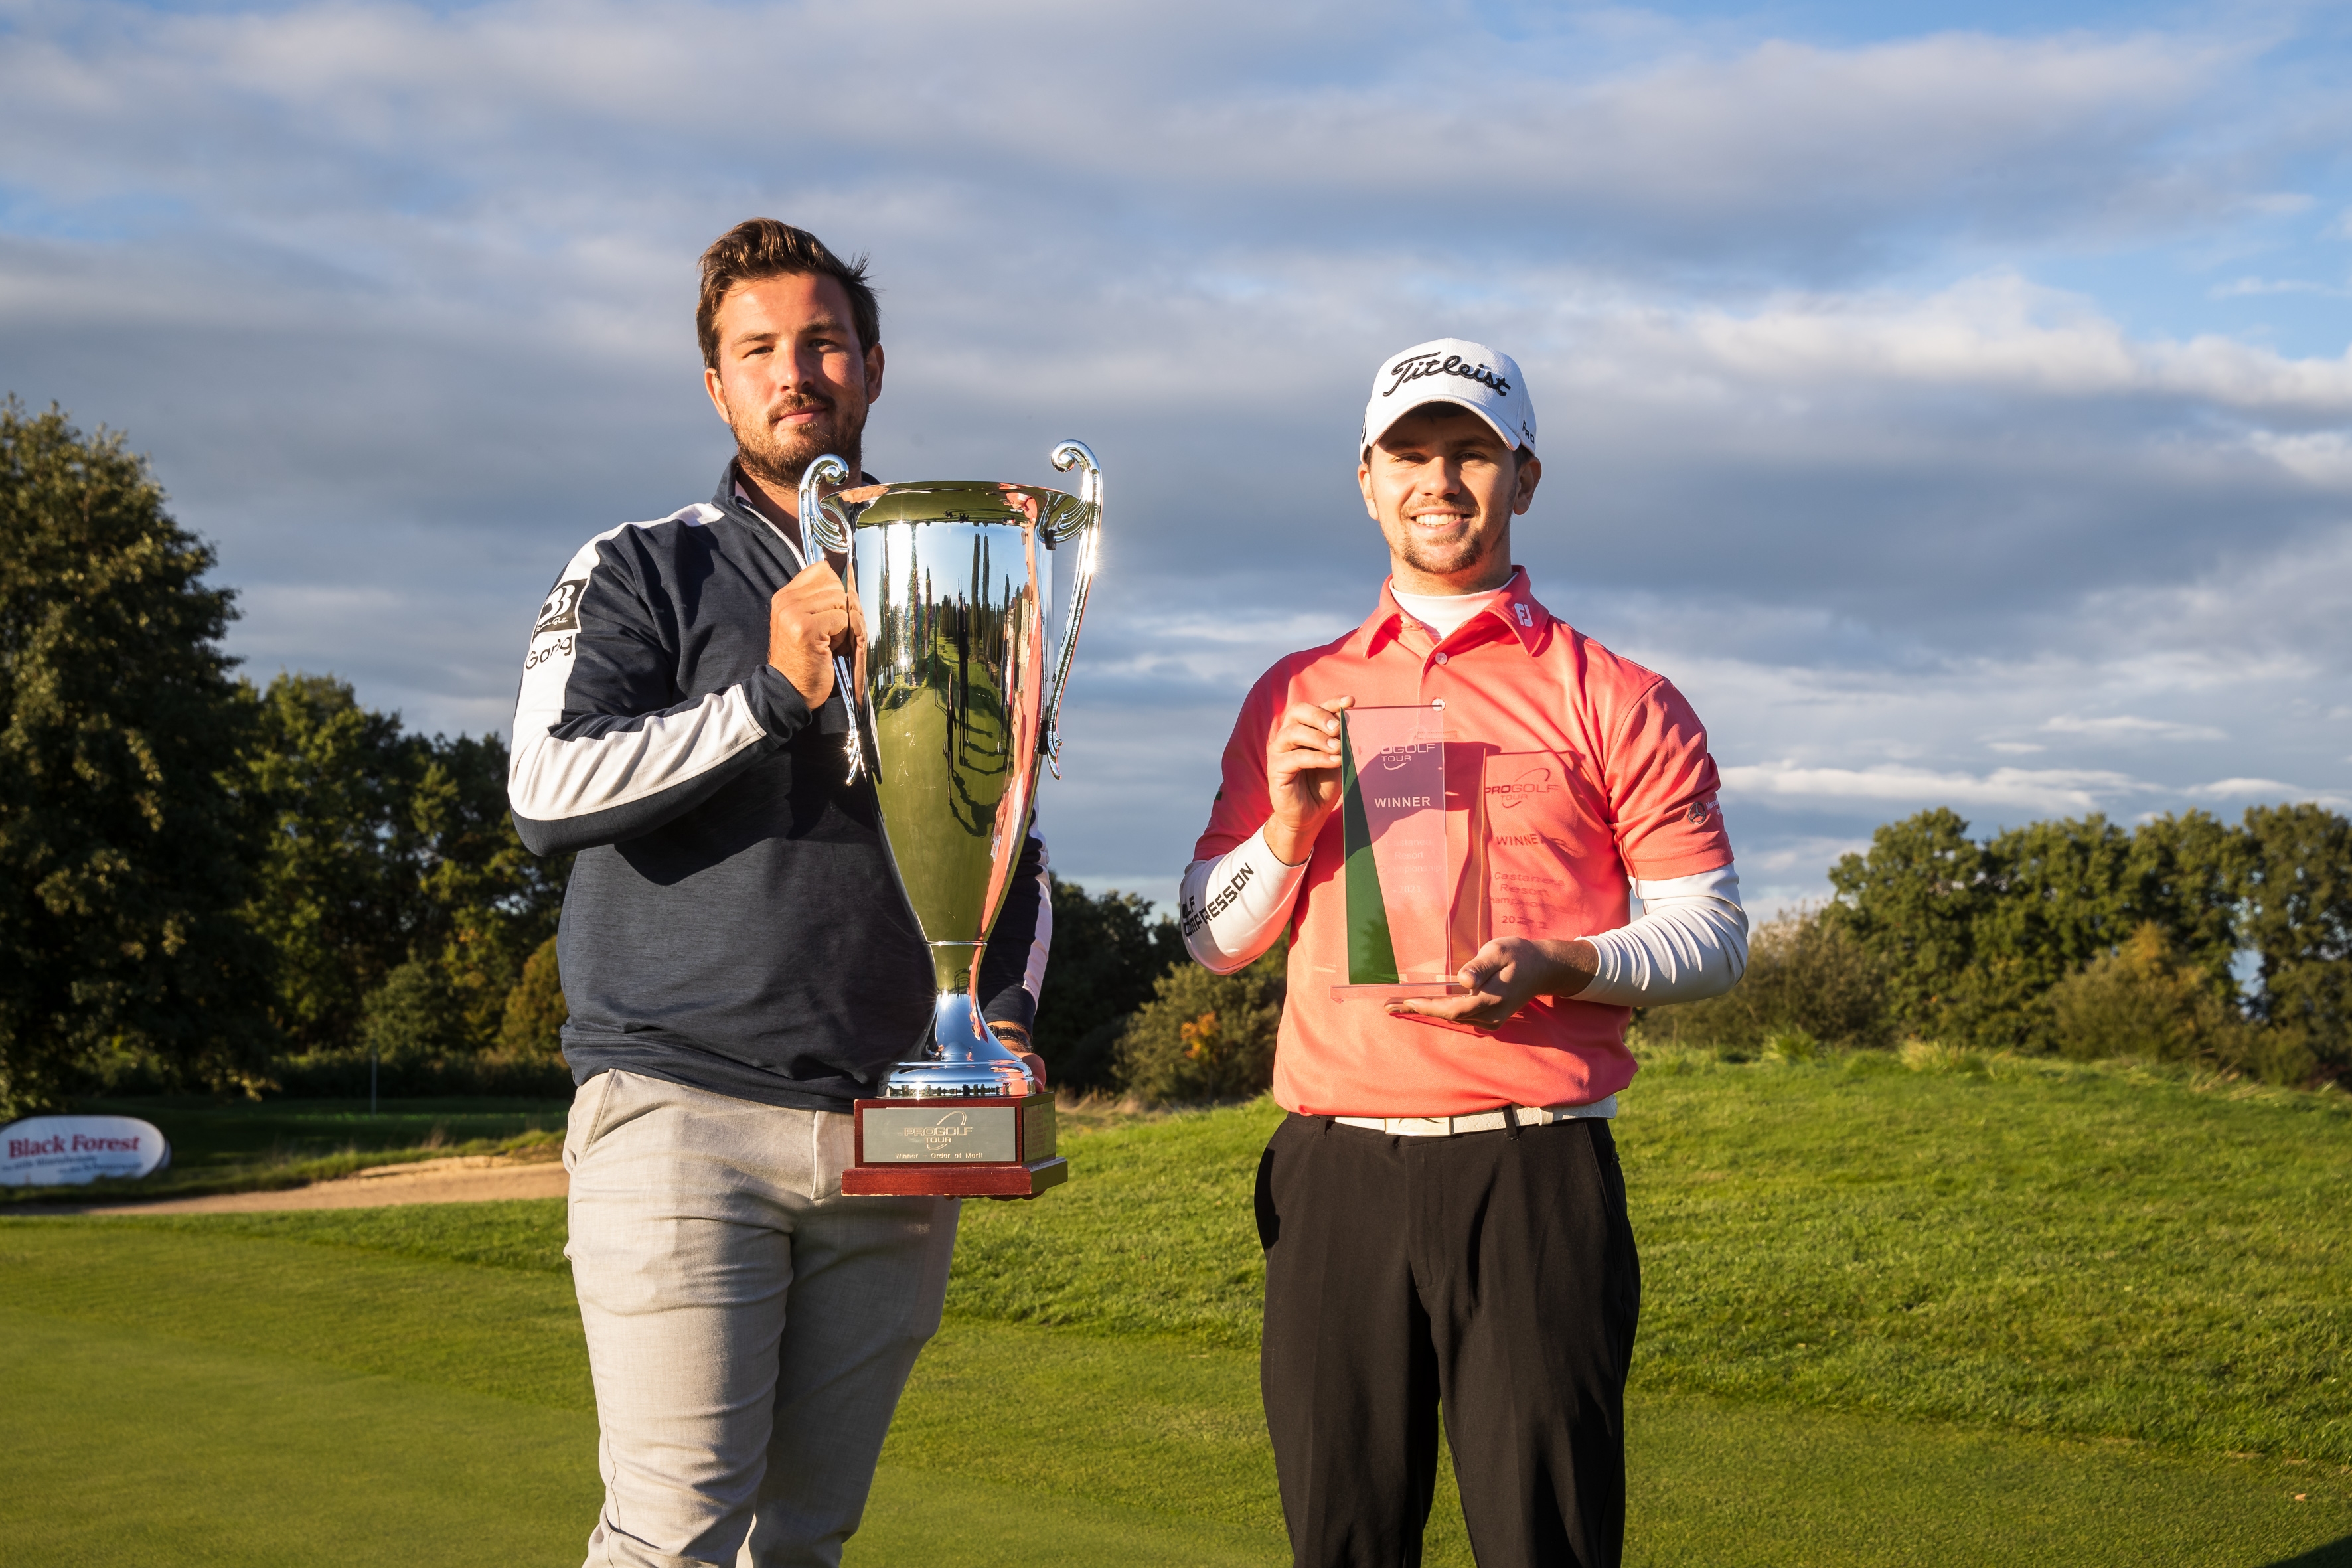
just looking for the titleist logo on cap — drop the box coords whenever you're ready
[1383,353,1512,400]
[1360,336,1537,454]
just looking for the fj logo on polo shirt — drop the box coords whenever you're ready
[1513,603,1533,627]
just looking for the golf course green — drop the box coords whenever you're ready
[3,1048,2346,1565]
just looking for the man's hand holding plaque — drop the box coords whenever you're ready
[1383,934,1598,1030]
[1263,696,1354,867]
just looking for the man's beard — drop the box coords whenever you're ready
[732,396,864,489]
[1396,522,1501,580]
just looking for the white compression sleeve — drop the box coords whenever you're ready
[1577,864,1749,1007]
[1179,827,1309,975]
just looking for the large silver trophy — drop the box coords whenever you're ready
[800,443,1100,1198]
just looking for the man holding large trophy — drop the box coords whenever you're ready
[507,219,1095,1567]
[1180,340,1750,1567]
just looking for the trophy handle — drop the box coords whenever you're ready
[797,454,856,553]
[1041,440,1101,780]
[795,454,865,783]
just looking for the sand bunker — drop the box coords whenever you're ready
[22,1153,566,1215]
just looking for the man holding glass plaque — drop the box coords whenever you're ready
[1180,339,1749,1568]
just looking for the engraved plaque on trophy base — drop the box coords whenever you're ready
[842,1094,1069,1198]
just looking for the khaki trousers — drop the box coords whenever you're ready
[564,1069,959,1568]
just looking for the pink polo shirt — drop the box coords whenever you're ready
[1193,569,1732,1117]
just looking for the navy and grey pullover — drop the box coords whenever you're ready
[508,463,1050,1113]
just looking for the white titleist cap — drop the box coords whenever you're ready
[1361,337,1536,455]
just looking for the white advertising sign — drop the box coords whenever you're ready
[0,1115,172,1187]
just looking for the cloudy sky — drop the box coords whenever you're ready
[6,0,2351,914]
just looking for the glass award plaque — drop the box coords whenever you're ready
[1325,723,1596,1009]
[1328,703,1470,1001]
[1481,751,1581,943]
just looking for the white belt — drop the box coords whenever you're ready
[1333,1096,1617,1137]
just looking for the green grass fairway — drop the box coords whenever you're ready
[3,1308,598,1567]
[0,1231,2342,1567]
[4,1055,2348,1565]
[951,1055,2352,1462]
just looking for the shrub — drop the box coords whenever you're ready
[1642,907,1890,1052]
[1031,878,1186,1091]
[2039,922,2328,1085]
[498,937,566,1061]
[2046,924,2229,1064]
[1116,947,1285,1105]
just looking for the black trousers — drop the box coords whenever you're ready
[1255,1113,1640,1568]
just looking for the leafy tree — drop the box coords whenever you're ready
[1030,876,1185,1089]
[243,672,568,1059]
[499,936,567,1061]
[408,730,567,1048]
[2237,803,2352,1076]
[238,672,423,1051]
[1824,807,1992,1041]
[2122,811,2244,993]
[0,402,274,1115]
[1944,815,2138,1051]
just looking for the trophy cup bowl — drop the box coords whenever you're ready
[800,443,1101,1198]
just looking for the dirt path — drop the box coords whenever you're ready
[16,1154,567,1215]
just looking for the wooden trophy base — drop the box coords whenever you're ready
[840,1155,1069,1198]
[841,1093,1067,1199]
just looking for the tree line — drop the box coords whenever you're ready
[5,403,2343,1115]
[0,404,570,1116]
[1651,805,2350,1087]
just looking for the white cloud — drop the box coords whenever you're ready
[2246,431,2352,490]
[1721,761,2147,815]
[2183,777,2350,807]
[1672,272,2352,414]
[0,3,2258,276]
[2041,714,2228,742]
[2211,275,2352,299]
